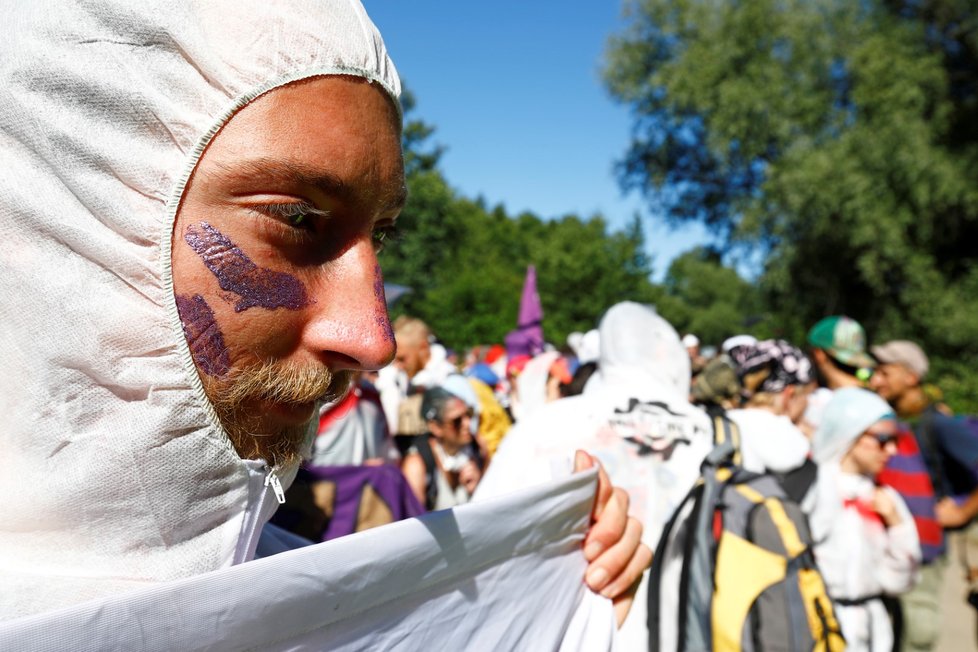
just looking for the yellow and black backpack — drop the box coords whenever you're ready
[647,414,845,652]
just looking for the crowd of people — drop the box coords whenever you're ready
[300,307,978,651]
[3,0,976,649]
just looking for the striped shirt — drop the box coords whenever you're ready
[878,426,945,563]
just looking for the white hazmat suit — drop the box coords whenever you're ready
[477,302,714,650]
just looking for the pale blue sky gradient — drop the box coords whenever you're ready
[366,1,715,279]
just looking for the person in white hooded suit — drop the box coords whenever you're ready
[476,302,714,650]
[0,0,648,647]
[807,387,921,651]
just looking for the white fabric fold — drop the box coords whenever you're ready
[0,469,614,651]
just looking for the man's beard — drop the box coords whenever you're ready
[204,360,353,469]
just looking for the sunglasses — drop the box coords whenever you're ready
[865,432,899,448]
[445,408,474,430]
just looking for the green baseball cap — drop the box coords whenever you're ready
[806,316,876,369]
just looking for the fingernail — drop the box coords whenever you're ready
[586,566,609,590]
[584,542,603,559]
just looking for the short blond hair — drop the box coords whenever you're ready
[393,316,430,346]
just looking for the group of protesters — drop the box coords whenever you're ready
[294,305,978,651]
[4,0,976,648]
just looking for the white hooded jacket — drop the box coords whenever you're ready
[0,0,402,619]
[476,302,714,650]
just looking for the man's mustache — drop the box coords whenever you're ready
[217,360,354,408]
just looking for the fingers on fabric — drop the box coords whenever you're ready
[872,488,898,524]
[586,513,644,597]
[572,449,593,473]
[611,543,653,627]
[584,487,631,583]
[574,450,614,524]
[606,538,652,602]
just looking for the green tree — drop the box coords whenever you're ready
[655,247,765,345]
[605,0,978,410]
[529,214,660,345]
[380,91,662,351]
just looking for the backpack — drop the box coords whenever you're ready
[648,414,845,652]
[915,406,978,499]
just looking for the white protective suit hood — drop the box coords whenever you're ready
[476,301,711,651]
[0,0,398,619]
[590,301,691,399]
[811,387,896,465]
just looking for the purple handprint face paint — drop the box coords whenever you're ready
[373,263,395,345]
[175,294,231,377]
[184,222,310,312]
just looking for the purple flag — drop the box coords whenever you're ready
[505,265,544,358]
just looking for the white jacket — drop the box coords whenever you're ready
[726,408,811,474]
[477,302,713,650]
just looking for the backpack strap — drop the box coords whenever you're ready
[775,458,818,504]
[412,434,439,511]
[711,413,742,467]
[915,406,947,498]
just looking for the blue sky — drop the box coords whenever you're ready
[366,1,714,279]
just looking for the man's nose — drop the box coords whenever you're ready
[302,238,396,371]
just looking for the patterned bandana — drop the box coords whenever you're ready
[731,339,813,395]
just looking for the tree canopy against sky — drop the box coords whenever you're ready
[380,91,663,351]
[604,0,978,408]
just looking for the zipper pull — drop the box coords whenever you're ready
[264,468,286,504]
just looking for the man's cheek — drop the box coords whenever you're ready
[184,222,311,312]
[176,293,231,377]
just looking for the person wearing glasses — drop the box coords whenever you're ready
[807,387,922,652]
[402,387,482,511]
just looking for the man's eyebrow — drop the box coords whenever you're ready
[212,158,407,213]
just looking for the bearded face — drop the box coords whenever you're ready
[171,76,404,467]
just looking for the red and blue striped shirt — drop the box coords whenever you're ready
[878,426,945,563]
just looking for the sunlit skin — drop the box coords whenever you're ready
[403,397,479,503]
[172,76,404,451]
[427,397,474,457]
[393,332,429,379]
[869,362,923,416]
[784,383,813,424]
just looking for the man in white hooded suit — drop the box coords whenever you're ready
[0,1,647,648]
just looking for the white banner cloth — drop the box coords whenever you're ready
[0,470,615,651]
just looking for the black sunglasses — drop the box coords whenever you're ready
[867,433,899,448]
[445,408,474,430]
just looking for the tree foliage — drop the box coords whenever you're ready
[655,247,768,345]
[379,93,664,351]
[605,0,978,410]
